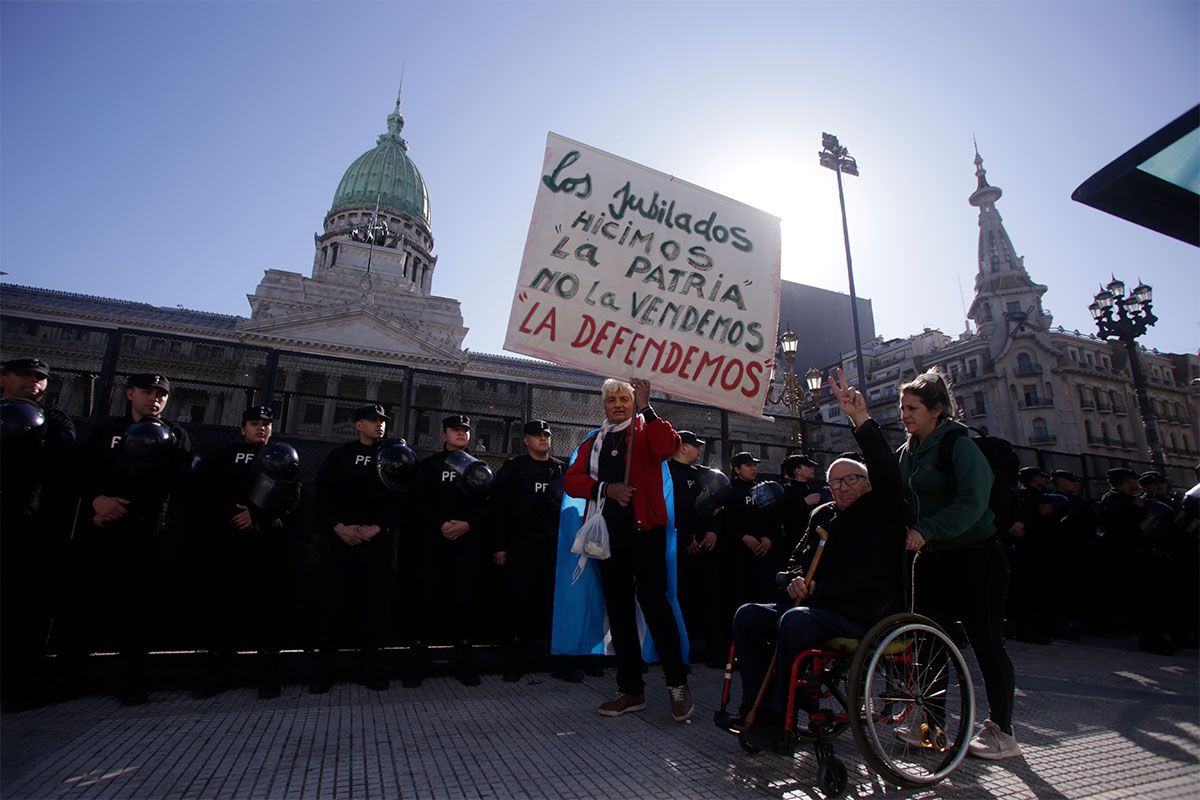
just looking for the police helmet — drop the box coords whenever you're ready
[694,467,731,519]
[120,418,178,465]
[444,449,495,499]
[377,440,418,493]
[751,480,785,510]
[0,397,46,449]
[246,443,301,513]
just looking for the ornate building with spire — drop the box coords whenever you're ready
[815,151,1198,471]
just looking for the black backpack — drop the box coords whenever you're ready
[935,426,1020,536]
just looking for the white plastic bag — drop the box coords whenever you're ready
[571,494,610,583]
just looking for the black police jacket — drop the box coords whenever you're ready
[81,414,192,519]
[1,405,77,523]
[489,453,565,553]
[315,439,395,530]
[781,419,907,630]
[196,440,300,534]
[721,477,780,549]
[414,448,488,538]
[781,480,829,549]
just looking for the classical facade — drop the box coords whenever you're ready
[814,151,1199,471]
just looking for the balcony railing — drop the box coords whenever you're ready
[1112,403,1127,415]
[1020,398,1055,409]
[1028,433,1057,445]
[1014,362,1043,376]
[1094,401,1112,412]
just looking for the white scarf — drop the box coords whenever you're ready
[587,416,634,480]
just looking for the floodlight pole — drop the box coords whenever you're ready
[820,133,867,391]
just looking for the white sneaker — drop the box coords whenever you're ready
[893,709,926,747]
[968,719,1022,760]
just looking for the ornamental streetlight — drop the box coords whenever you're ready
[767,328,824,447]
[1089,276,1166,470]
[819,132,867,391]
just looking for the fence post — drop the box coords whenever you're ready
[92,329,124,424]
[262,349,280,404]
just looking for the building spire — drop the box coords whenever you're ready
[381,76,408,150]
[966,147,1049,340]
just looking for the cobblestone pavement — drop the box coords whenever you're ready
[2,637,1197,799]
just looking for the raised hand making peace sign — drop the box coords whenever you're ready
[827,367,870,429]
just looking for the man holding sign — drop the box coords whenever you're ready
[563,377,693,722]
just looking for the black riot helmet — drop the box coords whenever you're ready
[119,418,178,467]
[1,397,46,449]
[444,449,495,499]
[377,439,418,493]
[112,417,178,499]
[246,442,301,514]
[751,480,785,510]
[694,467,732,519]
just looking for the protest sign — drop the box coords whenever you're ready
[505,133,781,417]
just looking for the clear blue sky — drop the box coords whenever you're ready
[2,0,1197,356]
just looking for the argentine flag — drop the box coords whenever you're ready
[550,433,690,665]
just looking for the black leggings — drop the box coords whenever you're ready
[914,536,1015,730]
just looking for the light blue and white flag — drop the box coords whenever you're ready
[550,433,689,664]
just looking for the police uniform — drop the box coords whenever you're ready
[1008,468,1055,643]
[720,453,782,632]
[779,455,830,559]
[0,357,78,706]
[311,404,398,692]
[666,431,724,666]
[192,406,299,699]
[489,420,566,681]
[74,373,192,705]
[1050,469,1103,636]
[406,414,490,687]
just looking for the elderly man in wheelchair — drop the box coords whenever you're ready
[716,370,975,796]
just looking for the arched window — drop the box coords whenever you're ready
[1032,418,1050,441]
[1017,352,1033,371]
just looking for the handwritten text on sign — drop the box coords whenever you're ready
[504,134,781,417]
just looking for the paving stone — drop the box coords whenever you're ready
[1,637,1197,798]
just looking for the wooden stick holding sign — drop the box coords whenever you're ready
[742,526,830,731]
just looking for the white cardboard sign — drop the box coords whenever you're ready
[504,133,781,417]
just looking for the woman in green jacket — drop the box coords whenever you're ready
[898,371,1020,761]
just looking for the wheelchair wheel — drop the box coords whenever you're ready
[846,613,974,788]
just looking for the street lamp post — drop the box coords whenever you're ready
[767,328,824,448]
[819,133,867,391]
[1088,276,1166,471]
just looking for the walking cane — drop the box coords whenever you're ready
[743,526,829,730]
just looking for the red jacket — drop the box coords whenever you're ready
[565,412,681,531]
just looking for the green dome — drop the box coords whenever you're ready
[330,107,430,227]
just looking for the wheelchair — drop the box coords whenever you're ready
[713,612,975,797]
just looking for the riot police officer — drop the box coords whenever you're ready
[779,454,829,557]
[719,452,782,641]
[666,432,724,667]
[76,373,192,705]
[192,406,300,700]
[0,357,77,708]
[489,419,577,682]
[310,404,398,693]
[404,414,490,688]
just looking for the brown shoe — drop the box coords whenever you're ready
[597,691,647,717]
[668,684,694,722]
